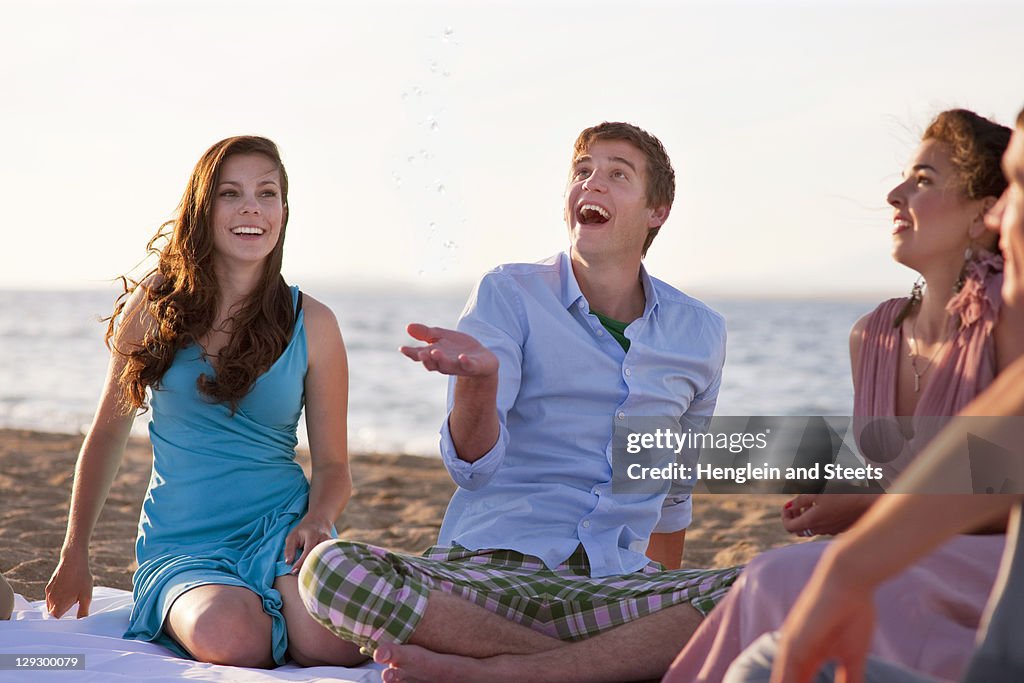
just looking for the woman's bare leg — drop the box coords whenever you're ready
[163,584,274,668]
[0,573,13,620]
[274,574,368,667]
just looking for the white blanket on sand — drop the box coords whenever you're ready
[0,587,383,682]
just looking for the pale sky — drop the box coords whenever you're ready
[2,0,1022,296]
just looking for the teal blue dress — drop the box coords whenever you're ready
[124,287,318,664]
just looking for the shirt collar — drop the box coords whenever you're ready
[559,251,587,311]
[639,262,660,319]
[558,251,660,320]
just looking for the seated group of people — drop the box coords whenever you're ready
[31,106,1024,682]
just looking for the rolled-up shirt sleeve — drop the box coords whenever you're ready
[439,417,508,489]
[438,272,526,490]
[654,494,692,533]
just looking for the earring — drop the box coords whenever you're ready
[894,276,924,328]
[954,243,976,294]
[910,276,924,304]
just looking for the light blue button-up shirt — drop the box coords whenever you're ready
[437,252,726,577]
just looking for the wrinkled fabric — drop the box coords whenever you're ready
[124,286,311,665]
[854,252,1003,482]
[664,258,1007,683]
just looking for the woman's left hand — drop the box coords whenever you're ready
[781,493,878,537]
[284,514,334,574]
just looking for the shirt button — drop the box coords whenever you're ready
[596,329,604,336]
[592,488,600,495]
[617,411,625,420]
[578,301,586,310]
[624,368,632,376]
[582,520,591,528]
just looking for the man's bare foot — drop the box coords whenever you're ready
[375,643,502,683]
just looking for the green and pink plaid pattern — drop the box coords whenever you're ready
[298,541,741,654]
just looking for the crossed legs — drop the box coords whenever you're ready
[375,592,704,683]
[299,541,738,683]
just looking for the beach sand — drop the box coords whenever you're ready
[2,428,802,602]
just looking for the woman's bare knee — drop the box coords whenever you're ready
[189,612,274,667]
[166,586,273,668]
[0,574,14,620]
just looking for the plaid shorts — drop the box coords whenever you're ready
[298,541,742,653]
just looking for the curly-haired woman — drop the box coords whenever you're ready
[666,109,1020,682]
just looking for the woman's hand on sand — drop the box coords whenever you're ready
[400,323,499,377]
[781,494,878,537]
[285,514,334,575]
[45,552,94,619]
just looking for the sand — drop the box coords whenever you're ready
[1,428,802,602]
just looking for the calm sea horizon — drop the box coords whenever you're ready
[0,286,878,456]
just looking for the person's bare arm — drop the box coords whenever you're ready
[45,287,151,618]
[770,362,1024,683]
[647,529,686,569]
[0,573,13,620]
[771,493,1019,683]
[286,296,353,574]
[848,312,870,391]
[400,323,500,463]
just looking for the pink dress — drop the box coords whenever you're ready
[664,254,1006,683]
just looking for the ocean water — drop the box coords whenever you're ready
[0,288,873,456]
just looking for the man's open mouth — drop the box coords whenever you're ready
[577,203,611,225]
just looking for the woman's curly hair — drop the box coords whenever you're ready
[924,109,1011,200]
[107,136,295,413]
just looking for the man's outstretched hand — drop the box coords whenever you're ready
[400,323,499,377]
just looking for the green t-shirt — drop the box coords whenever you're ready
[592,311,631,352]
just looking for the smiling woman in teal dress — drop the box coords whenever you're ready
[44,136,366,669]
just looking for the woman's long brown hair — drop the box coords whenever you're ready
[106,136,295,413]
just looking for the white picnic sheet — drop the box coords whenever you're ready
[0,587,384,682]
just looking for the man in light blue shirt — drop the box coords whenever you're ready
[430,249,724,577]
[299,122,739,682]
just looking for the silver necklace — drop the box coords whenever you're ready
[906,315,952,393]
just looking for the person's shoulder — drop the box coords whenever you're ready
[111,273,165,349]
[292,293,345,379]
[123,272,164,307]
[296,292,346,370]
[484,253,563,280]
[850,311,872,340]
[858,297,908,332]
[850,301,898,338]
[648,275,725,328]
[849,311,873,362]
[473,253,565,294]
[850,297,906,364]
[298,292,341,333]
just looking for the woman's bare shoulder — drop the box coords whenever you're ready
[112,273,165,349]
[297,293,346,373]
[298,293,344,350]
[849,311,874,354]
[299,293,340,331]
